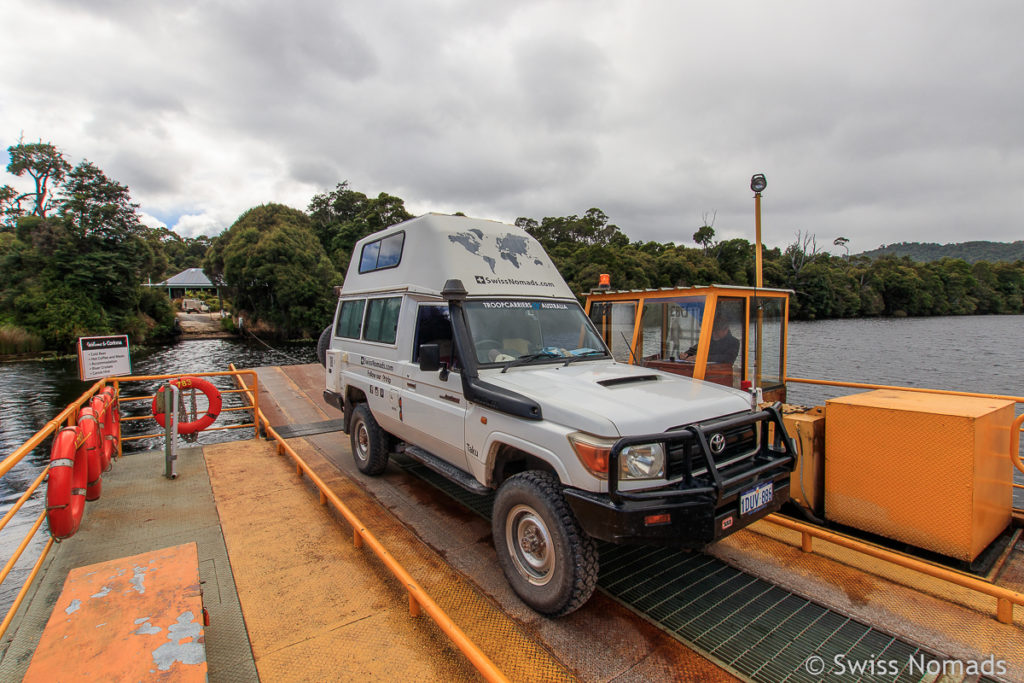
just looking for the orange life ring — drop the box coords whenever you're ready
[152,377,222,435]
[46,427,88,540]
[89,394,113,471]
[76,407,103,501]
[99,386,121,450]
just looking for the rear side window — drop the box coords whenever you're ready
[363,297,402,344]
[335,299,365,339]
[359,232,405,273]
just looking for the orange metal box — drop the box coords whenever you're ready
[824,390,1014,562]
[783,406,826,515]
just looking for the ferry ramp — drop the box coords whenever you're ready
[261,363,1024,683]
[0,442,586,681]
[4,362,1022,681]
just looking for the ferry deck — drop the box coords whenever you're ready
[0,362,1022,682]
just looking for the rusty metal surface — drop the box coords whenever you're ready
[205,435,578,682]
[271,363,1024,682]
[274,364,742,682]
[0,447,258,683]
[23,543,206,682]
[714,523,1024,680]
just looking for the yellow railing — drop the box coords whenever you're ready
[781,375,1024,624]
[229,364,510,683]
[110,371,260,453]
[0,370,258,642]
[787,376,1024,507]
[763,514,1024,624]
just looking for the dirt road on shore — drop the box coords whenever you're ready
[177,312,233,338]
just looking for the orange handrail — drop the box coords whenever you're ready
[0,369,260,643]
[1011,413,1024,477]
[786,375,1024,403]
[230,365,510,683]
[0,378,107,479]
[764,514,1024,624]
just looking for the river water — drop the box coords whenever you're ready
[0,316,1021,613]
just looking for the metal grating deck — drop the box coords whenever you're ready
[396,457,946,682]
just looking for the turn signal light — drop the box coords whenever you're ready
[568,433,614,477]
[644,513,671,526]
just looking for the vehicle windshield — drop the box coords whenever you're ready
[463,300,609,366]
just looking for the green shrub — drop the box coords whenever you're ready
[0,325,45,354]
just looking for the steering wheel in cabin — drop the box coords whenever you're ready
[474,338,503,361]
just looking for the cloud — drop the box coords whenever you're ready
[1,0,1021,254]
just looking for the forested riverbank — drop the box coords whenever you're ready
[4,140,1023,354]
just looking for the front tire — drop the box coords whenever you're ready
[349,404,389,475]
[492,471,598,616]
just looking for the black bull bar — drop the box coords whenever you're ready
[607,404,797,506]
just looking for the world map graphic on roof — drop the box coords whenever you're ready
[158,268,213,287]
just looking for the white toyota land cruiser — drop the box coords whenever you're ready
[323,213,795,616]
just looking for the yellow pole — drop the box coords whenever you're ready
[754,191,763,288]
[754,191,764,388]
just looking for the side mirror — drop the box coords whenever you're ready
[419,344,441,372]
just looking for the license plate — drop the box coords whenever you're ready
[740,482,773,516]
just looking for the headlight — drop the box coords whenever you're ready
[619,443,666,480]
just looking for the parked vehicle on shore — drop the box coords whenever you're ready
[181,298,209,313]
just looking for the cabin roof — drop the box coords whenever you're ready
[342,213,576,300]
[156,268,214,288]
[586,283,794,297]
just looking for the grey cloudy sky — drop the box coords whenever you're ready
[2,1,1021,253]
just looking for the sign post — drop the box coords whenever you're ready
[77,335,132,381]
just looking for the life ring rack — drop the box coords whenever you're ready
[152,377,223,435]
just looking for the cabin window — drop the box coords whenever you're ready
[335,299,365,339]
[747,297,785,390]
[363,297,402,344]
[358,232,405,273]
[588,301,639,363]
[636,296,707,362]
[709,297,745,387]
[413,304,457,368]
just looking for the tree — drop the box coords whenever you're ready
[833,236,850,259]
[205,203,339,336]
[518,208,628,251]
[59,160,144,240]
[5,141,71,218]
[307,182,413,274]
[785,230,821,278]
[693,225,716,254]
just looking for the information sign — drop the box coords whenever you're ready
[77,335,132,381]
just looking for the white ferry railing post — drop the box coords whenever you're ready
[164,383,178,479]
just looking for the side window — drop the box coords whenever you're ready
[413,305,456,367]
[363,297,402,344]
[358,232,405,273]
[335,299,365,339]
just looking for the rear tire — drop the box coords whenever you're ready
[492,471,598,616]
[349,404,389,475]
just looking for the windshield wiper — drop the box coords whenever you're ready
[562,350,607,366]
[501,351,560,373]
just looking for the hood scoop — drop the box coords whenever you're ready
[597,375,660,388]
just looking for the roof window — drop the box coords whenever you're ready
[358,231,405,274]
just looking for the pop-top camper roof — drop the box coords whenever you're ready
[342,213,576,300]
